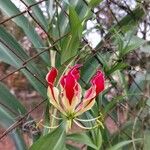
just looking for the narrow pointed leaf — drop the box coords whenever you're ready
[0,83,26,116]
[67,132,98,149]
[107,139,142,150]
[61,6,83,64]
[23,0,48,30]
[89,0,103,7]
[0,26,47,97]
[0,107,26,150]
[0,0,49,64]
[29,124,66,150]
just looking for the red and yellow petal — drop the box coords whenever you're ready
[91,70,104,95]
[75,70,105,116]
[46,67,58,86]
[68,64,82,80]
[60,64,82,105]
[75,98,95,117]
[61,95,79,114]
[47,87,65,114]
[75,88,96,116]
[47,86,59,108]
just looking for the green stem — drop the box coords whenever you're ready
[66,119,72,133]
[50,108,58,130]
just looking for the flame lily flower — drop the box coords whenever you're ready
[46,64,105,120]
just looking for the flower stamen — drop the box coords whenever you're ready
[73,119,100,130]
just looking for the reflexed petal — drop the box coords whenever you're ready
[84,87,96,100]
[46,67,58,86]
[62,95,79,114]
[75,98,95,116]
[60,74,75,105]
[75,83,82,100]
[68,64,82,80]
[47,87,64,114]
[75,89,96,116]
[60,64,82,105]
[46,67,59,106]
[91,70,104,95]
[47,86,59,108]
[60,81,82,113]
[82,85,96,106]
[61,95,70,112]
[82,69,104,101]
[75,70,104,116]
[82,88,96,107]
[82,70,104,101]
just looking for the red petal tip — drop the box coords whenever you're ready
[91,70,105,95]
[46,67,58,86]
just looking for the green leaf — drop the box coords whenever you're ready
[112,7,145,34]
[29,124,66,150]
[128,72,146,105]
[0,45,47,97]
[121,34,146,57]
[67,132,98,149]
[106,62,128,75]
[113,30,146,57]
[82,7,144,86]
[46,0,54,19]
[81,56,100,85]
[96,6,145,49]
[0,26,47,97]
[0,0,49,64]
[23,0,48,30]
[51,0,88,39]
[42,102,51,135]
[0,83,41,141]
[146,99,150,107]
[65,144,80,150]
[61,6,83,64]
[107,139,142,150]
[94,128,102,150]
[0,83,26,116]
[104,96,124,115]
[0,107,26,150]
[89,0,103,7]
[144,131,150,150]
[69,7,82,35]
